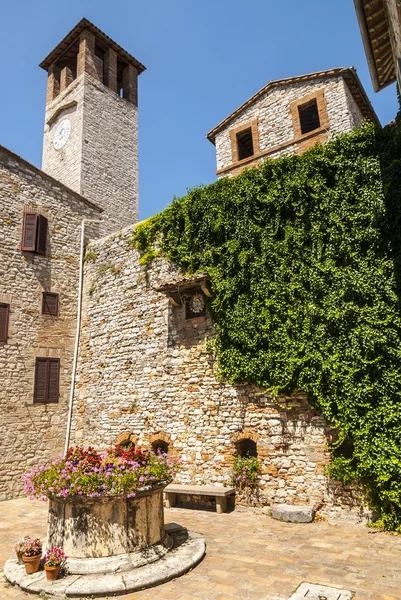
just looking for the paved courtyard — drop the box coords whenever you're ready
[1,499,401,600]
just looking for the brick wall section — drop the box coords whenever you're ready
[42,72,138,235]
[214,76,364,178]
[0,146,100,500]
[71,226,371,523]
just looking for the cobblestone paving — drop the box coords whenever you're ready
[1,499,401,600]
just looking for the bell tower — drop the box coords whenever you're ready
[40,19,145,233]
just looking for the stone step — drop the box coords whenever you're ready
[271,503,315,523]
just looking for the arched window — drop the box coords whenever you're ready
[152,440,169,454]
[237,438,257,458]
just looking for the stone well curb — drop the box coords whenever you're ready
[4,530,206,597]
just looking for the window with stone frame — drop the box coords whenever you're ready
[33,357,60,403]
[290,89,329,142]
[236,127,254,160]
[42,292,59,317]
[298,98,321,134]
[229,119,260,165]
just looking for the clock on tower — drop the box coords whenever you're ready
[40,18,145,234]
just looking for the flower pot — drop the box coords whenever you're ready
[45,564,60,580]
[22,553,41,574]
[16,551,23,564]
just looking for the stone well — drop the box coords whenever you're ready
[4,483,206,594]
[47,484,172,574]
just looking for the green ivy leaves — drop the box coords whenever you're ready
[132,122,401,531]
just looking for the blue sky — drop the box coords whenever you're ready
[0,0,398,220]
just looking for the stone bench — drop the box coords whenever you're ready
[164,484,235,514]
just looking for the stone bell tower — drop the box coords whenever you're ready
[40,19,145,233]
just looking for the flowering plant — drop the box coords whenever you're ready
[232,455,259,488]
[13,536,32,555]
[24,445,179,501]
[44,546,67,568]
[20,537,42,557]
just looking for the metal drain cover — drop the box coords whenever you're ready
[289,582,353,600]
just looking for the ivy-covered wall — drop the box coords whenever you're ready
[133,121,401,530]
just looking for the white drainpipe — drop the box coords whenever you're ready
[64,218,102,456]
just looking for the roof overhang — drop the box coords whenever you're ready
[206,67,379,144]
[354,0,398,92]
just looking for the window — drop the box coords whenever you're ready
[184,292,206,320]
[237,438,257,458]
[42,292,59,317]
[236,127,254,160]
[34,358,60,403]
[0,303,9,343]
[298,99,320,134]
[22,213,48,255]
[152,440,169,454]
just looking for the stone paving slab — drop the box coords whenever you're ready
[1,498,401,599]
[289,582,353,599]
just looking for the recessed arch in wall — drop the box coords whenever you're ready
[149,432,172,455]
[231,429,260,458]
[115,431,138,448]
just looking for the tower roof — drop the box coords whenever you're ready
[206,67,379,144]
[39,18,146,74]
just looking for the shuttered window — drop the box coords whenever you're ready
[36,215,48,255]
[22,213,38,252]
[34,358,60,403]
[42,293,59,316]
[0,303,10,343]
[21,212,48,254]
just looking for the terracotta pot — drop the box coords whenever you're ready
[22,553,41,574]
[44,564,60,580]
[16,550,23,564]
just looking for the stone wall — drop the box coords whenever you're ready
[80,74,139,230]
[42,72,138,235]
[72,225,371,523]
[0,145,101,500]
[42,74,85,197]
[214,76,364,178]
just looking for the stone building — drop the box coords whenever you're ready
[71,229,369,522]
[0,17,378,519]
[207,68,378,178]
[41,18,145,234]
[0,145,101,500]
[0,19,144,500]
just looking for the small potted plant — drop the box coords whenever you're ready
[43,546,67,580]
[21,537,42,574]
[13,537,31,564]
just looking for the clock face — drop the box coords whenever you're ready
[189,293,205,314]
[53,119,71,150]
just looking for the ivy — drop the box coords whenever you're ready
[133,122,401,530]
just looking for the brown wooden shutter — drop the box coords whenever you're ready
[36,215,48,255]
[48,359,60,402]
[42,293,59,316]
[34,358,47,403]
[22,213,38,252]
[0,303,9,343]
